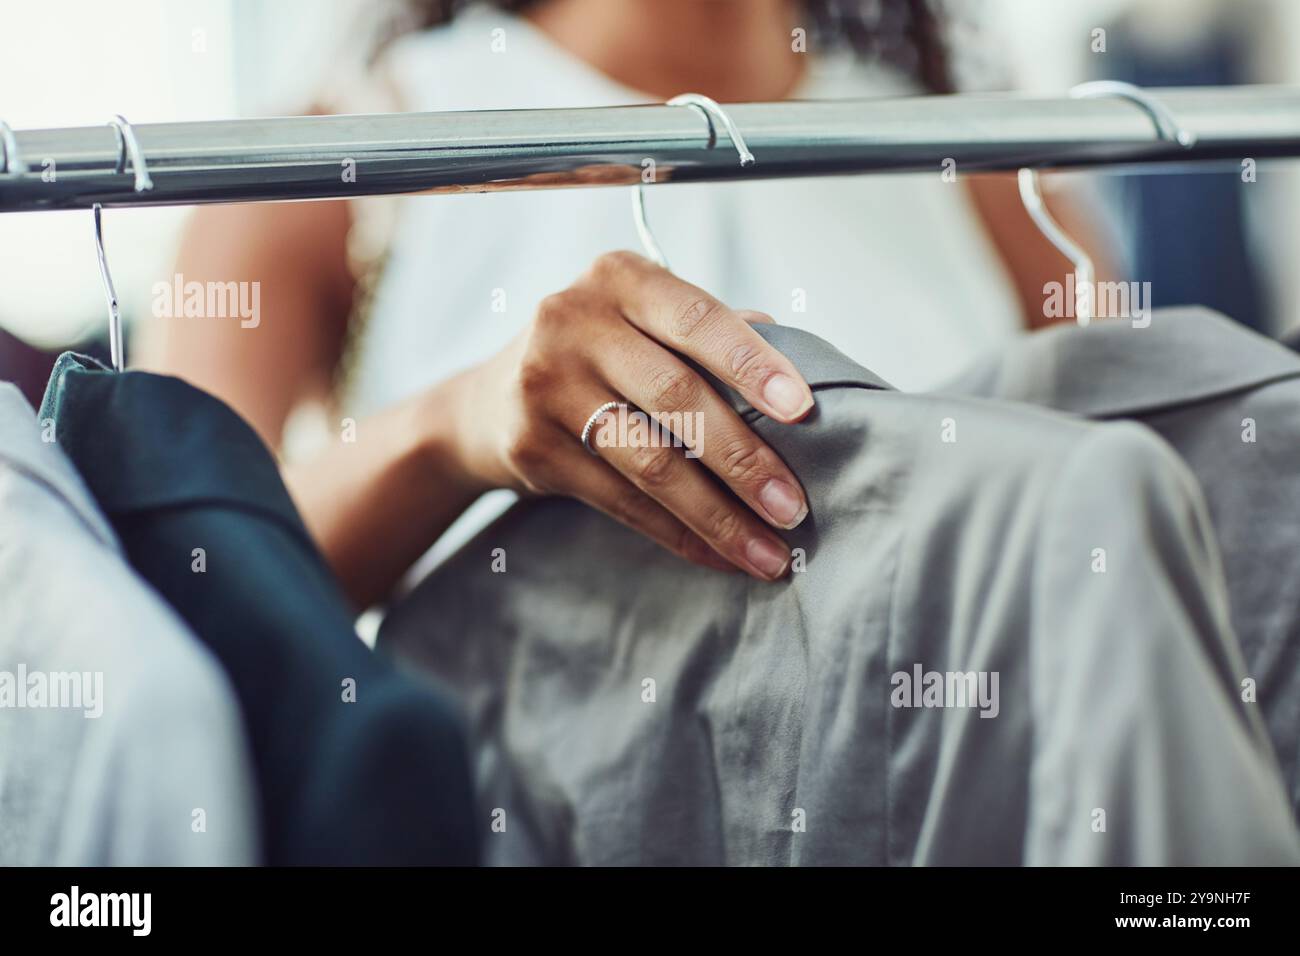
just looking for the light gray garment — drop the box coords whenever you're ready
[381,325,1299,866]
[944,307,1300,818]
[0,385,258,865]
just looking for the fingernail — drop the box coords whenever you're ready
[762,373,813,420]
[745,537,790,579]
[759,478,808,529]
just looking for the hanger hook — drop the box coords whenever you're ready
[0,121,28,175]
[633,94,755,272]
[1069,80,1197,148]
[108,113,154,192]
[93,115,153,372]
[1017,81,1194,327]
[666,93,756,166]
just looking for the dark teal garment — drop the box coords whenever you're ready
[42,353,478,866]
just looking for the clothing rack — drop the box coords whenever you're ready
[1,85,1298,213]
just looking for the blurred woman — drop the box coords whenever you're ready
[140,0,1107,606]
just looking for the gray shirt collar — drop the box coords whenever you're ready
[949,307,1300,417]
[709,324,894,418]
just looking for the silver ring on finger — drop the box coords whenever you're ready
[580,401,627,457]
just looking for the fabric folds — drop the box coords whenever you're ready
[380,324,1299,866]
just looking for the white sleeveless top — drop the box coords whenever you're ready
[342,4,1022,420]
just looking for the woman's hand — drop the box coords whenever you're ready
[457,251,814,581]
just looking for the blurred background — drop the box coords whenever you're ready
[2,0,1298,398]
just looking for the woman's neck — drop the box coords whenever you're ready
[524,0,807,102]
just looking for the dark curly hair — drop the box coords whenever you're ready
[377,0,955,94]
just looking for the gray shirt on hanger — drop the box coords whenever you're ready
[379,324,1299,866]
[944,306,1300,821]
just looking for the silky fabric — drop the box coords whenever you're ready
[0,384,257,865]
[41,355,478,866]
[944,307,1300,819]
[380,325,1299,865]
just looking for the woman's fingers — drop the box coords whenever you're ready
[544,443,738,574]
[592,329,808,530]
[583,251,815,423]
[576,401,793,581]
[486,258,812,583]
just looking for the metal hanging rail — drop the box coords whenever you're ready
[1,85,1297,213]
